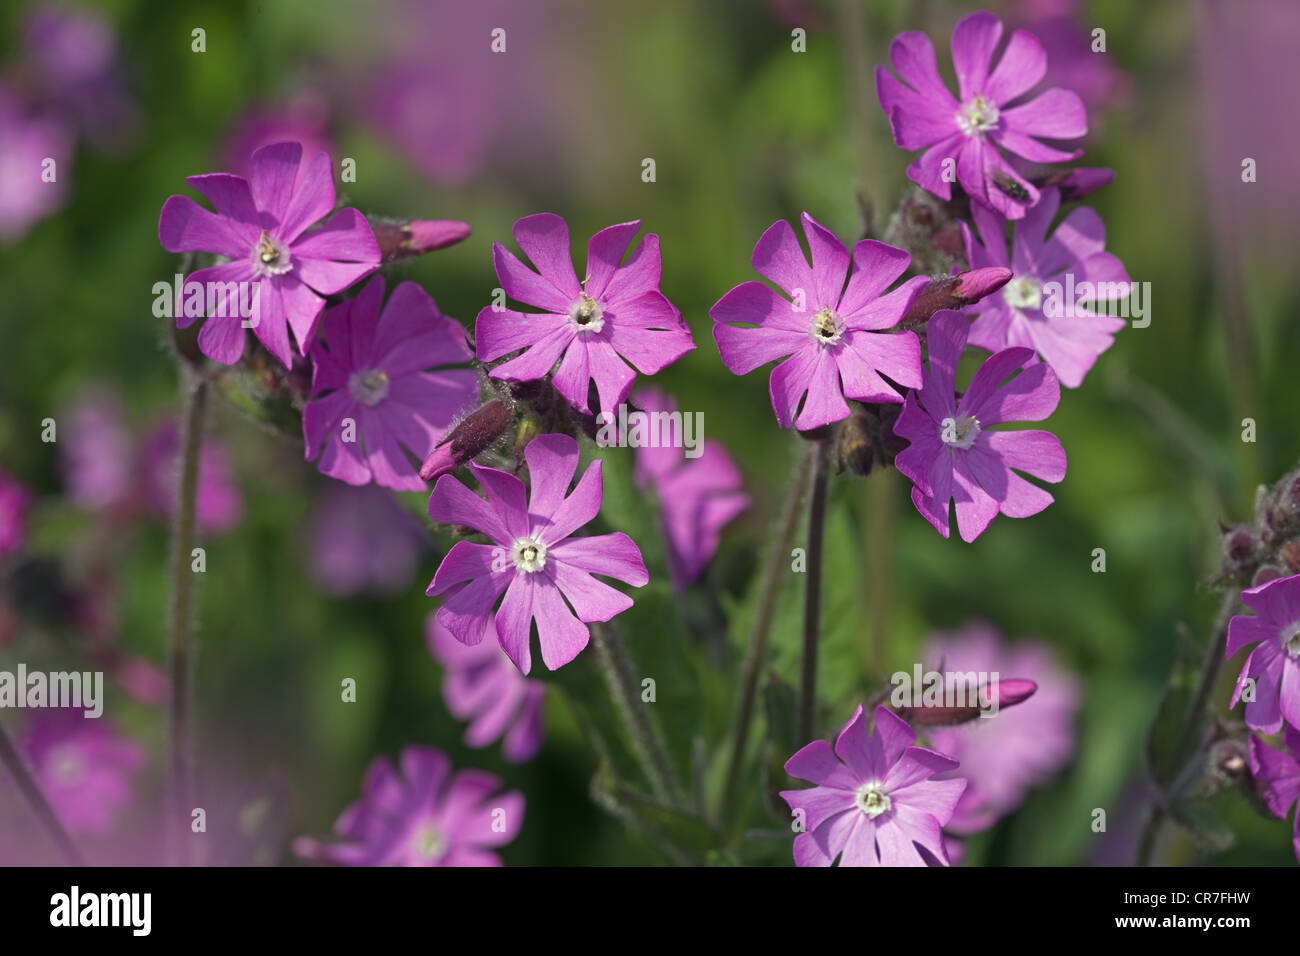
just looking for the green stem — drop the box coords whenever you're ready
[1137,589,1240,865]
[590,622,679,806]
[718,446,814,823]
[797,439,832,746]
[167,372,207,866]
[0,719,86,865]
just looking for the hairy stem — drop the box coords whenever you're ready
[0,719,86,865]
[590,622,679,807]
[167,372,207,866]
[797,440,833,745]
[1137,590,1240,865]
[718,447,814,824]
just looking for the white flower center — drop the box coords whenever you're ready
[348,368,391,406]
[411,822,447,861]
[569,293,605,333]
[251,229,292,276]
[1002,276,1042,311]
[48,746,86,787]
[957,95,1000,137]
[854,780,892,819]
[1283,622,1300,659]
[941,414,981,450]
[810,307,843,346]
[511,537,547,573]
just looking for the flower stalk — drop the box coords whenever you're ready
[798,437,833,746]
[0,719,86,865]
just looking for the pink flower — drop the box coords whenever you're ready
[0,469,33,557]
[632,388,749,590]
[475,214,695,417]
[711,213,927,430]
[1249,726,1300,863]
[158,141,381,367]
[24,709,146,837]
[427,433,648,674]
[894,311,1066,542]
[1227,573,1300,734]
[304,276,479,491]
[876,11,1086,218]
[426,613,544,763]
[140,420,244,534]
[963,187,1129,388]
[295,745,524,866]
[780,705,966,866]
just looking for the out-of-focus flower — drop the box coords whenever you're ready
[221,99,334,182]
[158,142,381,367]
[1227,573,1300,734]
[876,11,1086,218]
[140,420,244,534]
[24,709,146,837]
[631,388,748,590]
[1248,726,1300,863]
[309,482,427,596]
[780,704,966,866]
[426,613,544,763]
[921,622,1080,832]
[962,187,1129,388]
[894,310,1065,542]
[0,470,34,557]
[304,276,478,491]
[427,433,648,674]
[1007,0,1133,118]
[476,214,695,418]
[21,4,140,151]
[711,213,927,430]
[294,745,524,866]
[59,389,134,512]
[0,87,71,244]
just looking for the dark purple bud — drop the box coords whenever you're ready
[1252,565,1283,587]
[900,268,1012,327]
[418,400,511,482]
[835,407,875,477]
[897,678,1037,726]
[1223,528,1259,566]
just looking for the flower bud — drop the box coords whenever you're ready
[418,400,511,482]
[900,268,1012,327]
[897,677,1037,726]
[371,217,472,264]
[1040,167,1115,202]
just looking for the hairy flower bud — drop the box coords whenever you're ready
[418,400,511,482]
[900,268,1012,327]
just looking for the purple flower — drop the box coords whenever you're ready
[24,709,146,837]
[304,276,479,492]
[221,99,334,181]
[0,470,33,557]
[59,388,133,512]
[922,622,1080,833]
[1227,573,1300,734]
[140,420,244,535]
[158,141,381,368]
[427,433,649,674]
[963,187,1129,388]
[632,387,749,590]
[1249,727,1300,863]
[475,214,695,417]
[0,87,71,244]
[894,310,1066,542]
[426,613,545,763]
[310,482,427,596]
[780,704,966,866]
[875,11,1086,218]
[294,745,524,866]
[711,214,928,430]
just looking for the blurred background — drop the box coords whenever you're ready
[1,0,1298,865]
